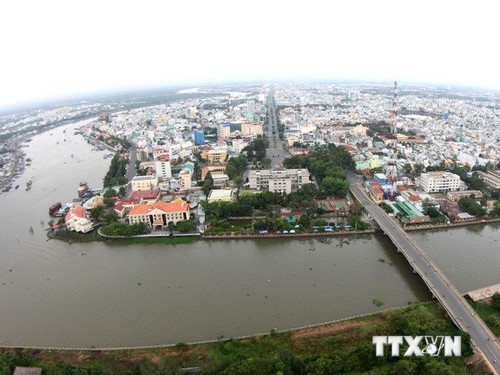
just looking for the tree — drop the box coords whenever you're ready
[202,172,214,196]
[89,205,105,221]
[458,196,486,216]
[320,177,349,198]
[103,197,115,207]
[225,155,248,180]
[492,292,500,312]
[492,200,500,217]
[103,210,118,225]
[176,220,197,233]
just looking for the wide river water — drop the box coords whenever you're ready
[0,121,498,348]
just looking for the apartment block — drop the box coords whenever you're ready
[419,172,461,193]
[248,169,310,194]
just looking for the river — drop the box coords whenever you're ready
[0,121,498,348]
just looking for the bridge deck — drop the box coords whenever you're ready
[348,173,500,374]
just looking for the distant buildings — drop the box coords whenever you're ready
[193,130,205,145]
[419,171,462,193]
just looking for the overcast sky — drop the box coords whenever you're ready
[1,0,498,110]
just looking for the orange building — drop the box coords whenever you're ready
[127,198,190,229]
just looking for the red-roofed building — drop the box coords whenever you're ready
[129,189,160,204]
[370,187,384,203]
[408,195,421,202]
[127,198,191,229]
[65,205,93,233]
[397,185,409,192]
[342,145,357,154]
[291,147,309,155]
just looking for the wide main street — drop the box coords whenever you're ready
[266,88,287,168]
[348,173,500,374]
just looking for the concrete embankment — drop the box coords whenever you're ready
[404,217,500,231]
[202,229,375,240]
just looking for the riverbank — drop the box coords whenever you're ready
[202,229,376,239]
[49,215,500,243]
[0,302,487,374]
[404,217,500,231]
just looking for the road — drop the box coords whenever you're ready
[125,145,137,196]
[348,173,500,373]
[265,87,287,168]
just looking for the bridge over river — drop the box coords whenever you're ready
[348,173,500,374]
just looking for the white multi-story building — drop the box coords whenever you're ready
[65,206,93,233]
[457,151,477,167]
[218,123,231,140]
[241,121,263,136]
[130,175,158,191]
[248,169,310,194]
[419,172,462,193]
[178,168,192,190]
[153,147,172,179]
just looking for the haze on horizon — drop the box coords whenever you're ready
[1,0,499,111]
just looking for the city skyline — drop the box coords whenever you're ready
[1,0,499,110]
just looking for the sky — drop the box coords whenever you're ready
[1,0,499,110]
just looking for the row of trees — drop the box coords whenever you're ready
[203,189,327,221]
[100,222,150,237]
[103,154,128,187]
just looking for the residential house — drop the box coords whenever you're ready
[65,205,93,233]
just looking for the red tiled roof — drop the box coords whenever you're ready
[114,203,125,212]
[65,205,86,222]
[129,189,160,201]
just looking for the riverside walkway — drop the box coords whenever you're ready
[348,173,500,374]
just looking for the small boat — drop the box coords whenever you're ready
[78,182,89,197]
[15,185,19,189]
[49,202,62,216]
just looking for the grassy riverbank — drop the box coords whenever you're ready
[468,298,500,337]
[0,302,491,374]
[117,236,200,245]
[49,228,200,245]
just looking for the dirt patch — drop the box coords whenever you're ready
[291,317,385,344]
